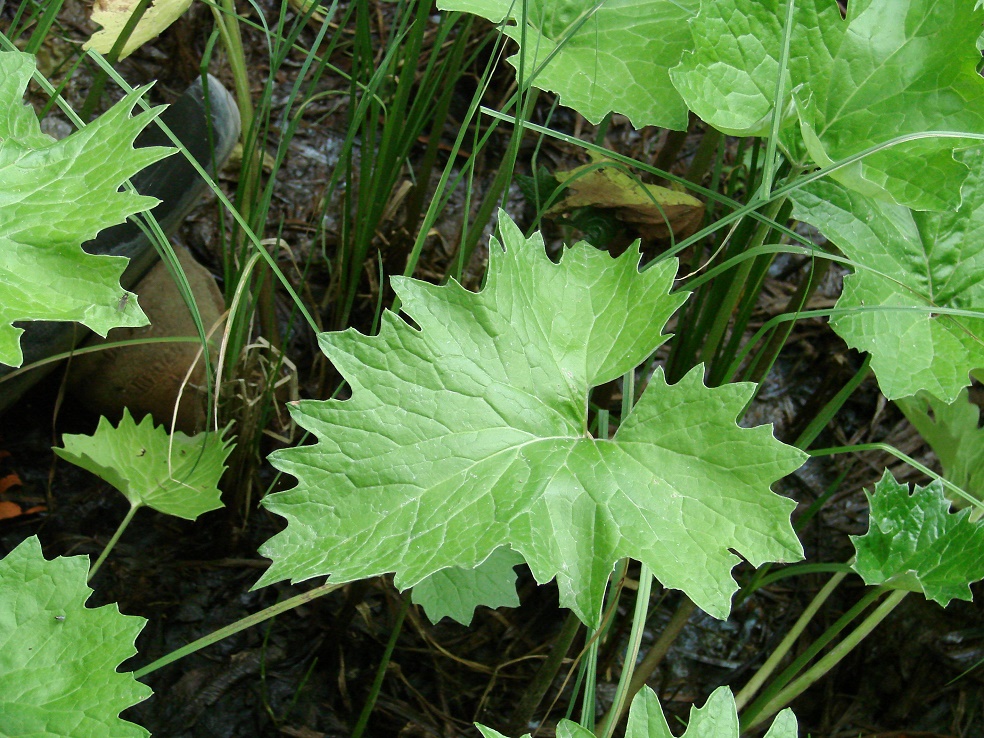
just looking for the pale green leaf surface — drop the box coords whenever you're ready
[557,724,595,738]
[477,686,798,737]
[258,213,805,625]
[896,390,984,507]
[790,155,984,402]
[436,0,697,130]
[54,408,232,520]
[476,728,525,738]
[672,0,984,210]
[852,471,984,605]
[412,547,524,625]
[0,536,150,737]
[0,50,168,367]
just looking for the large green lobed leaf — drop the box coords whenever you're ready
[437,0,698,130]
[790,149,984,402]
[258,214,805,625]
[672,0,984,210]
[0,536,150,737]
[0,50,169,367]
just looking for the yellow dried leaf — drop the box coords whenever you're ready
[85,0,193,60]
[548,163,704,239]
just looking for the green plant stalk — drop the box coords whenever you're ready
[734,571,847,711]
[393,27,512,306]
[709,249,778,385]
[758,0,796,197]
[595,563,653,738]
[595,595,696,731]
[133,581,344,679]
[653,123,692,175]
[683,127,723,185]
[218,3,343,395]
[580,624,600,728]
[742,257,831,386]
[455,89,540,277]
[699,198,787,373]
[793,355,872,449]
[351,592,410,738]
[86,504,140,583]
[325,1,468,327]
[689,132,726,245]
[712,199,795,385]
[811,442,978,511]
[402,16,476,239]
[753,563,855,590]
[666,215,760,383]
[507,610,582,732]
[78,0,154,122]
[23,0,64,53]
[212,0,282,350]
[739,585,885,727]
[742,589,909,731]
[0,337,203,387]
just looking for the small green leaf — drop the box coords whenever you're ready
[258,213,805,625]
[476,727,526,738]
[412,547,524,625]
[789,150,984,402]
[625,686,797,738]
[852,471,984,605]
[0,536,151,737]
[436,0,698,130]
[54,408,233,520]
[896,389,984,508]
[477,686,798,737]
[0,50,171,368]
[672,0,984,210]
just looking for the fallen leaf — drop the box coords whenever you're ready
[0,472,22,494]
[85,0,193,61]
[547,161,704,240]
[0,500,22,520]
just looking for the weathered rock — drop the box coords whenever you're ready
[67,246,225,433]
